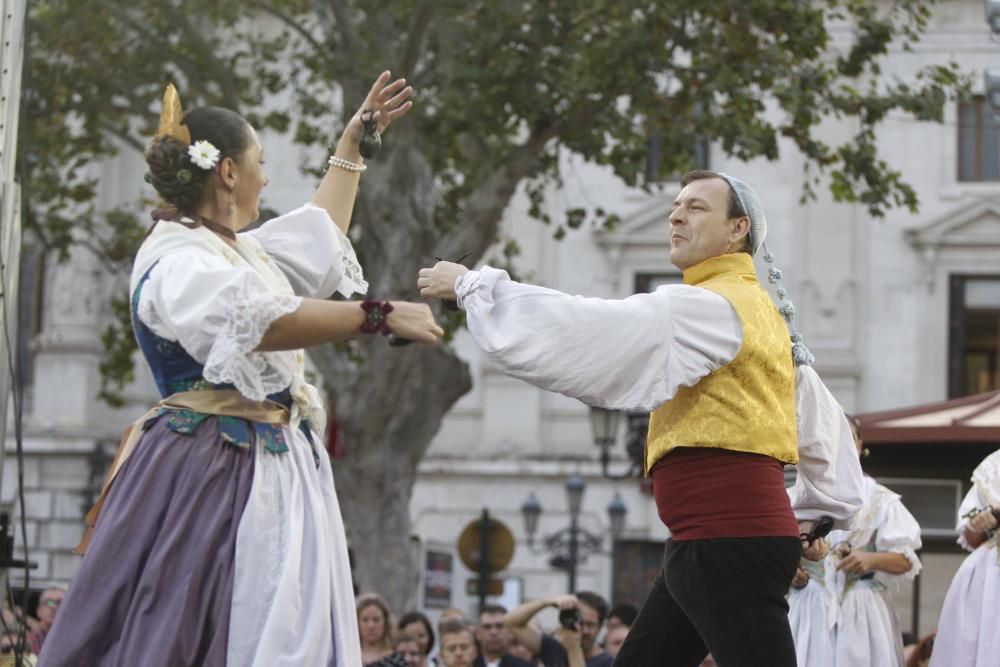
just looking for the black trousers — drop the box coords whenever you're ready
[613,536,801,667]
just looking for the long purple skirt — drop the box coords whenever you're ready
[38,417,256,667]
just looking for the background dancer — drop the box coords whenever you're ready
[418,171,864,667]
[788,415,922,667]
[930,448,1000,666]
[39,72,442,667]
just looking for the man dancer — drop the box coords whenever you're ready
[418,171,864,667]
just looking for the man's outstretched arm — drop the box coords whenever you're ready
[418,261,740,412]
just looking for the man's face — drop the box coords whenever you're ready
[37,588,64,629]
[669,177,746,271]
[475,611,508,656]
[441,631,477,667]
[578,603,602,655]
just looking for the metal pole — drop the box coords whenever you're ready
[478,508,491,612]
[568,513,579,593]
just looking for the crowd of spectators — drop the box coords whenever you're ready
[359,591,637,667]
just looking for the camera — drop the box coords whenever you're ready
[558,607,580,630]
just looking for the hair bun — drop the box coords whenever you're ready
[144,136,209,212]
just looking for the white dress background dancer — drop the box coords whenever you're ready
[789,420,921,667]
[931,449,1000,667]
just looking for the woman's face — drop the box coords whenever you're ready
[233,125,268,227]
[397,639,425,667]
[359,604,387,644]
[403,621,430,654]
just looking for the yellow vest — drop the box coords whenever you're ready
[645,252,798,473]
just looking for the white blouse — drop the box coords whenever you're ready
[829,476,923,580]
[134,203,366,405]
[956,449,1000,551]
[456,265,864,526]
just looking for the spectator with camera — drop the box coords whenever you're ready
[504,593,612,667]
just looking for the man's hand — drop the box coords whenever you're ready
[418,261,469,301]
[790,567,809,589]
[836,551,875,576]
[548,594,579,610]
[798,521,829,561]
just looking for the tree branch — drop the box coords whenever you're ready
[328,0,359,69]
[439,126,558,262]
[155,5,243,102]
[252,2,329,64]
[399,1,433,78]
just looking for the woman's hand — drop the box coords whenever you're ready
[344,70,413,144]
[836,551,874,576]
[386,302,444,344]
[969,508,998,535]
[798,520,830,561]
[418,261,470,301]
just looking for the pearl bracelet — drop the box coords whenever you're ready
[327,155,367,172]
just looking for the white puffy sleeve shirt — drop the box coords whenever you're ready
[456,265,864,526]
[135,204,366,400]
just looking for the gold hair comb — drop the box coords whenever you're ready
[156,83,191,145]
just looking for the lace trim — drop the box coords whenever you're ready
[202,291,303,401]
[336,230,369,296]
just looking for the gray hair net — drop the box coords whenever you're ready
[716,172,814,366]
[718,173,767,256]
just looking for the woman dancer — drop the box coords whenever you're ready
[39,72,442,667]
[930,448,1000,666]
[788,416,922,667]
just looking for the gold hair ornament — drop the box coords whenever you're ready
[156,83,192,145]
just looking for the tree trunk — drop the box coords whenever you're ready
[329,343,470,612]
[308,142,474,613]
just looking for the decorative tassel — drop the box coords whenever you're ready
[762,243,814,367]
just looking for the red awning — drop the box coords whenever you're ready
[856,390,1000,444]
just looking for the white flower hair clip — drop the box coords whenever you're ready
[188,140,221,170]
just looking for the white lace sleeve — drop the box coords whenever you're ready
[245,203,368,298]
[135,250,304,400]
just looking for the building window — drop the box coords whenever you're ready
[958,96,1000,182]
[949,275,1000,398]
[612,539,665,607]
[634,273,682,293]
[646,132,710,184]
[17,246,44,390]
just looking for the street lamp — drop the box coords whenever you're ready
[987,0,1000,35]
[520,476,628,592]
[986,69,1000,120]
[588,405,648,479]
[521,493,542,546]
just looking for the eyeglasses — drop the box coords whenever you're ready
[41,598,62,608]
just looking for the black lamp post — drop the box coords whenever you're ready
[520,476,627,592]
[589,405,648,479]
